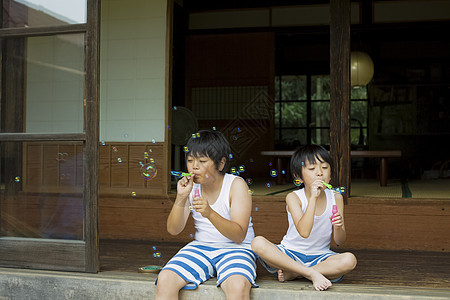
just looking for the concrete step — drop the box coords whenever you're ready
[1,268,450,300]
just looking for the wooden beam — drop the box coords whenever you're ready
[330,0,351,203]
[165,0,174,194]
[0,24,86,38]
[0,133,85,141]
[84,0,100,273]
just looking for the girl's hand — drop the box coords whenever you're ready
[330,212,344,229]
[176,176,193,200]
[192,195,212,218]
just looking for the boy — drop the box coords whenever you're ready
[251,144,357,291]
[156,130,257,300]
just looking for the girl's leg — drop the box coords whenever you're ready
[312,252,357,280]
[251,236,331,291]
[155,269,188,300]
[221,274,251,300]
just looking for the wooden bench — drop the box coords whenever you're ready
[260,150,402,186]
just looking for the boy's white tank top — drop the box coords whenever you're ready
[190,173,255,244]
[280,188,336,254]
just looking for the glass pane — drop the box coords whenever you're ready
[351,100,368,126]
[275,76,281,101]
[2,0,86,28]
[1,34,85,133]
[311,102,330,127]
[281,103,307,127]
[274,102,280,127]
[351,127,367,146]
[351,86,368,99]
[311,75,330,100]
[278,129,306,147]
[311,128,330,145]
[280,75,307,101]
[0,141,83,240]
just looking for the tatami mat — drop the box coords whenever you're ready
[407,179,450,198]
[349,179,403,198]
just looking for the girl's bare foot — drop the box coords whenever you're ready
[277,269,298,282]
[305,269,332,291]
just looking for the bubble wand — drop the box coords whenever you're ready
[322,182,346,194]
[170,171,193,178]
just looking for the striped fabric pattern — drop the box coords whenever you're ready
[158,241,258,289]
[258,244,337,274]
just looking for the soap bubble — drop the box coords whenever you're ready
[212,126,216,131]
[238,165,245,172]
[153,253,161,258]
[131,192,136,197]
[15,176,21,182]
[151,139,156,144]
[228,154,233,159]
[246,178,253,185]
[294,179,302,186]
[282,170,286,175]
[101,141,106,146]
[117,158,122,163]
[192,133,196,138]
[230,167,237,174]
[255,207,259,211]
[112,146,118,153]
[248,189,254,195]
[266,183,271,188]
[183,146,189,153]
[141,163,157,180]
[270,169,277,177]
[152,246,157,251]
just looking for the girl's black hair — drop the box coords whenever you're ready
[290,144,333,180]
[185,130,231,174]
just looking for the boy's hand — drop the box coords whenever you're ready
[330,212,344,229]
[193,195,212,218]
[176,176,193,200]
[309,179,324,199]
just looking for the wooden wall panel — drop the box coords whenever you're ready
[23,141,165,195]
[99,195,450,252]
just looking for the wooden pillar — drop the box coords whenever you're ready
[85,0,101,273]
[330,0,351,203]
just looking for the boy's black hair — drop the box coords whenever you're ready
[185,130,231,174]
[290,144,333,180]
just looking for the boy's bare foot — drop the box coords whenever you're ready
[277,269,298,282]
[304,269,332,291]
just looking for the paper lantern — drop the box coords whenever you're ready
[350,51,374,87]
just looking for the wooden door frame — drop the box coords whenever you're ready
[0,0,100,273]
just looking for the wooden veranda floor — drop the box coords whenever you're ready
[99,240,450,289]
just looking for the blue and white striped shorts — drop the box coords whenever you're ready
[157,241,258,289]
[258,244,343,282]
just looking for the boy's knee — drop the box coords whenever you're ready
[251,236,267,254]
[342,252,357,271]
[222,275,251,296]
[156,270,179,289]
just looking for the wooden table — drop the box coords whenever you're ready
[260,150,402,186]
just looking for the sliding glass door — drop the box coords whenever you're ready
[0,0,100,272]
